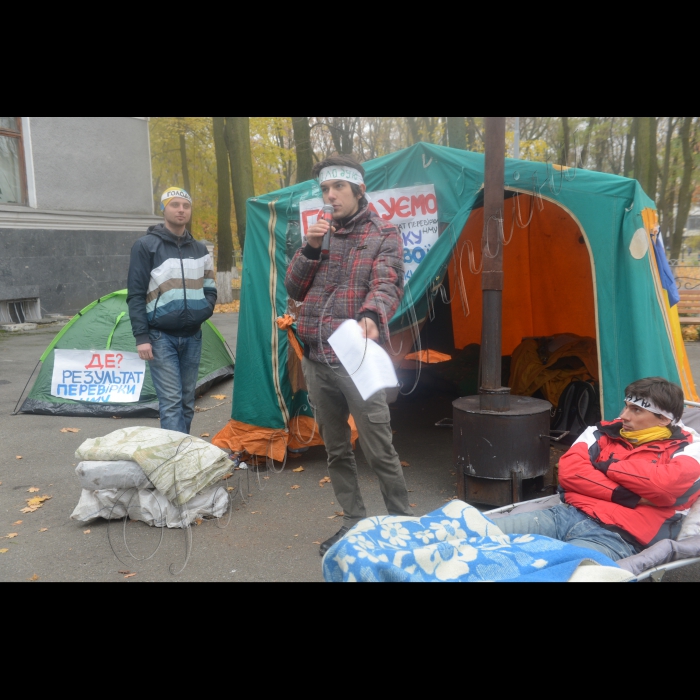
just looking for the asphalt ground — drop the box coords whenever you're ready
[0,317,698,583]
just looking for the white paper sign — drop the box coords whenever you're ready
[51,349,146,403]
[328,320,399,402]
[299,184,439,284]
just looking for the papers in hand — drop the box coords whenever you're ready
[328,320,399,401]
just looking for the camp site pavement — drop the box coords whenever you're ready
[1,317,698,583]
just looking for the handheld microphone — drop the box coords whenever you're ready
[319,205,334,259]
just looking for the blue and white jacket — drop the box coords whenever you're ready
[127,224,218,345]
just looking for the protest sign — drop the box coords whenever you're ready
[51,350,146,404]
[299,184,439,283]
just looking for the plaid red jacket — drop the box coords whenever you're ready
[285,204,405,364]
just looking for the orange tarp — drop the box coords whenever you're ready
[449,195,597,356]
[213,416,359,463]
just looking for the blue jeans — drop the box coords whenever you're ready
[495,504,639,562]
[148,329,202,435]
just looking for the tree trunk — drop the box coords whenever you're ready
[446,117,467,150]
[406,117,420,145]
[292,117,313,183]
[659,117,676,236]
[581,117,598,167]
[467,118,477,150]
[671,117,696,260]
[634,116,658,201]
[623,123,634,178]
[213,117,234,304]
[225,117,255,254]
[179,123,192,193]
[561,116,571,166]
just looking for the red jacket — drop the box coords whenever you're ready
[559,421,700,547]
[285,204,404,365]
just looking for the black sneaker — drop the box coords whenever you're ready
[320,527,350,557]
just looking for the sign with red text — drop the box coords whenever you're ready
[299,184,439,283]
[51,350,146,403]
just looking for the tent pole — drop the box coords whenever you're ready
[480,117,511,413]
[514,117,521,159]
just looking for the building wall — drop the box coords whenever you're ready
[0,116,159,316]
[28,117,153,214]
[0,229,147,315]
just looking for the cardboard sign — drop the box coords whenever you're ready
[51,350,146,404]
[299,184,439,283]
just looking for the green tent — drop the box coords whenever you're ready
[20,290,234,417]
[213,143,696,460]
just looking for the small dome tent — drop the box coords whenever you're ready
[19,290,234,417]
[213,143,696,461]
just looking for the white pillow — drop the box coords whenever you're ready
[679,497,700,541]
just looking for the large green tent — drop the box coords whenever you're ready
[20,290,234,417]
[213,143,696,460]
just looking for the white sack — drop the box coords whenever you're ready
[76,461,151,491]
[70,486,230,529]
[75,427,232,505]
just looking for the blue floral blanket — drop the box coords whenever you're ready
[323,501,621,583]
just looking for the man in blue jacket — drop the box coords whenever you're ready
[127,187,217,434]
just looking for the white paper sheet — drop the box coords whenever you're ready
[328,320,399,401]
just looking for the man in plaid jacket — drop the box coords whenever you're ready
[286,155,414,556]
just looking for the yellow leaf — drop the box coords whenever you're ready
[291,485,301,490]
[16,456,23,460]
[292,467,305,473]
[401,461,410,468]
[60,428,81,433]
[227,487,235,492]
[83,530,91,535]
[39,529,48,533]
[319,477,331,487]
[28,575,39,582]
[14,521,23,526]
[0,549,8,555]
[211,395,227,401]
[27,488,40,493]
[5,533,18,539]
[124,573,137,579]
[221,473,234,481]
[200,433,211,438]
[195,519,203,526]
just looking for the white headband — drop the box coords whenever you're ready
[625,395,677,423]
[319,166,364,186]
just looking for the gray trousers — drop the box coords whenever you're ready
[303,357,414,528]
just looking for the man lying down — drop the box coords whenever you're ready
[495,377,700,562]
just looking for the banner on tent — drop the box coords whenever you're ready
[299,184,439,283]
[50,350,146,404]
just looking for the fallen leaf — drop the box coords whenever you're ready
[28,574,39,582]
[27,488,40,493]
[211,395,227,401]
[60,428,81,434]
[227,487,235,493]
[263,476,270,481]
[291,485,301,490]
[292,467,305,473]
[112,416,122,420]
[14,521,23,526]
[410,504,418,508]
[83,530,91,535]
[195,519,203,526]
[251,511,261,515]
[312,541,322,546]
[221,473,234,481]
[124,574,137,579]
[16,456,23,460]
[200,433,211,438]
[39,528,48,533]
[287,546,293,549]
[335,512,344,517]
[0,549,8,554]
[401,461,411,468]
[319,477,331,488]
[5,534,18,539]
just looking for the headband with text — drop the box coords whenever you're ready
[625,395,677,423]
[318,167,365,186]
[161,187,193,211]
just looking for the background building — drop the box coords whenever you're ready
[0,117,158,322]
